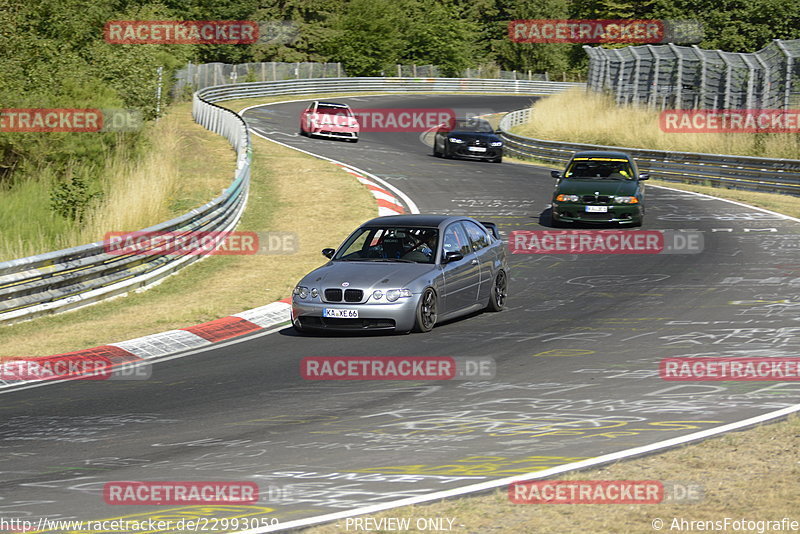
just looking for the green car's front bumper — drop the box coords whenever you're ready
[552,202,643,225]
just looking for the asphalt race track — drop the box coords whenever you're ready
[3,94,800,531]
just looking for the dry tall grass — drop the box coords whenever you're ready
[0,115,185,261]
[515,88,800,159]
[75,123,181,243]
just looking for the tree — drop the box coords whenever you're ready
[323,0,403,76]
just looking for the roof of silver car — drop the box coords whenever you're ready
[361,214,468,228]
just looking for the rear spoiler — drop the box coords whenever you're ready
[480,221,500,240]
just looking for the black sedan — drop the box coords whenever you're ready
[433,118,503,163]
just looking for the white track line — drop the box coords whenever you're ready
[240,405,800,533]
[235,101,800,533]
[648,183,800,223]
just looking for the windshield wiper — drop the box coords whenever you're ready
[367,258,416,263]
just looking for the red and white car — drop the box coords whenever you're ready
[299,101,359,142]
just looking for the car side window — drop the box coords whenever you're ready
[442,223,471,257]
[462,221,490,251]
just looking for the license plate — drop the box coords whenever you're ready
[585,206,608,213]
[467,146,487,152]
[323,308,358,318]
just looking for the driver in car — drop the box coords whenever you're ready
[401,231,437,263]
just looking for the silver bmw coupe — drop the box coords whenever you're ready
[291,215,508,333]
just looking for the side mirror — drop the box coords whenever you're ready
[495,128,503,134]
[551,170,562,179]
[443,251,464,263]
[638,173,650,180]
[322,248,335,259]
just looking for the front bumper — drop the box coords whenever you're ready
[292,297,418,332]
[310,128,358,140]
[448,146,502,160]
[553,202,642,224]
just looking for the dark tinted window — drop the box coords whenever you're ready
[441,118,494,133]
[335,227,438,264]
[442,223,472,257]
[462,221,490,250]
[565,158,634,180]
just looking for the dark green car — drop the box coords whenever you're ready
[550,151,649,227]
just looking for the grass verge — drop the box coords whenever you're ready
[303,415,800,533]
[512,88,800,159]
[0,105,229,261]
[0,100,376,357]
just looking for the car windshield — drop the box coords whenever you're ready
[443,119,494,133]
[564,158,635,180]
[317,104,353,117]
[335,227,439,264]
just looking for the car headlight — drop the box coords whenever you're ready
[293,286,309,299]
[448,137,464,143]
[490,141,503,147]
[613,196,639,204]
[311,288,319,298]
[386,289,413,302]
[372,290,383,300]
[555,194,580,202]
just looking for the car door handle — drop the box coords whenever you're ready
[471,259,479,265]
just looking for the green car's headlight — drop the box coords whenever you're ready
[613,196,639,204]
[448,137,464,143]
[386,289,413,302]
[490,141,503,147]
[555,194,580,202]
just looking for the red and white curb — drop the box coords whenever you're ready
[334,163,406,216]
[0,301,293,388]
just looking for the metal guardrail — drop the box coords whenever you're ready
[499,108,800,195]
[197,77,584,102]
[0,95,251,325]
[0,77,580,325]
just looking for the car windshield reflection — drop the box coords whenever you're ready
[442,119,494,133]
[334,227,439,264]
[565,159,635,180]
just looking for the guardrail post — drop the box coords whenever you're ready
[691,45,706,109]
[754,52,770,109]
[718,50,733,109]
[646,45,659,109]
[632,50,642,105]
[775,40,793,109]
[668,43,683,109]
